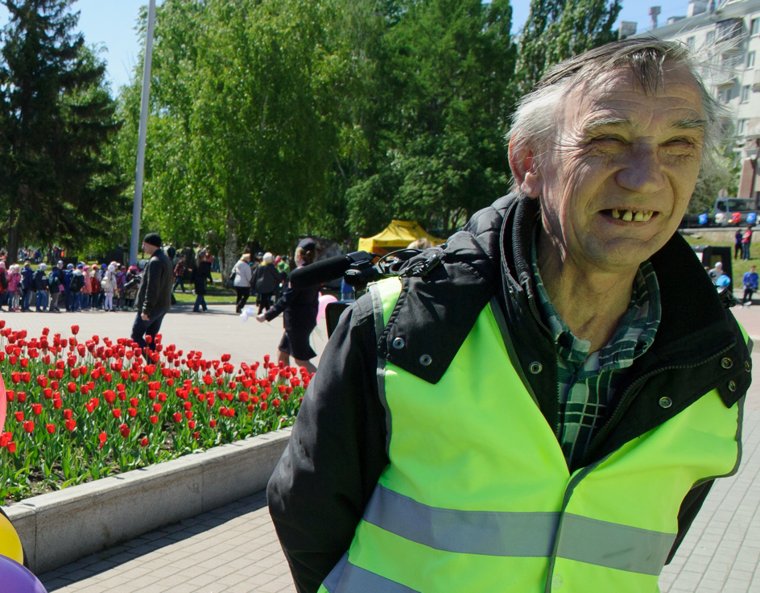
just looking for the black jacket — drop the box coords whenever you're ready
[136,248,173,317]
[253,264,281,294]
[268,194,751,593]
[264,270,318,331]
[192,261,213,295]
[33,270,48,291]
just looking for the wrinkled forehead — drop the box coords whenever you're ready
[572,62,703,108]
[561,63,705,129]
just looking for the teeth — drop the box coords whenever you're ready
[610,209,653,222]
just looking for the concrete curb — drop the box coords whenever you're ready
[2,428,291,574]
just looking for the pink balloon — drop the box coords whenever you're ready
[0,555,48,592]
[0,371,6,434]
[317,294,338,324]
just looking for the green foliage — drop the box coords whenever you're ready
[0,0,128,261]
[120,0,517,252]
[516,0,621,95]
[121,0,351,258]
[344,0,516,236]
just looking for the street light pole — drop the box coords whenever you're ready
[129,0,157,265]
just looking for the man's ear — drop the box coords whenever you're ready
[508,137,541,198]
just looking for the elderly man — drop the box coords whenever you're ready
[267,39,751,593]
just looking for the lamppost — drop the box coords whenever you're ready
[129,0,157,265]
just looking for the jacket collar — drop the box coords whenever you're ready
[381,194,750,406]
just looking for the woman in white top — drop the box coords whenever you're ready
[232,253,253,313]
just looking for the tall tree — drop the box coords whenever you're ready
[516,0,621,95]
[124,0,354,269]
[345,0,516,236]
[0,0,126,261]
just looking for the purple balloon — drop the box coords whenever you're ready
[0,555,48,593]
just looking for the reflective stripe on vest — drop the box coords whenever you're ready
[320,277,742,593]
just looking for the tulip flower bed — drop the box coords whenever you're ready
[0,321,310,503]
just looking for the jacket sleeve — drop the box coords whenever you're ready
[264,285,292,321]
[267,296,389,593]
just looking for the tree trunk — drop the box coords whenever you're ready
[222,211,239,285]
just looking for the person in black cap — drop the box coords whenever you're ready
[257,238,319,373]
[131,232,173,355]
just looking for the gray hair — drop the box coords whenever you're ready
[508,37,724,192]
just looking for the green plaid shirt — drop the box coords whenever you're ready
[531,239,661,468]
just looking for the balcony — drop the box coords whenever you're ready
[715,18,745,48]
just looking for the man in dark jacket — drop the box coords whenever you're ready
[267,39,752,593]
[32,263,49,312]
[20,261,34,311]
[131,233,173,353]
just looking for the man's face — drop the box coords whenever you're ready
[529,64,705,276]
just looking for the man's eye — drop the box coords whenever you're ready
[589,136,626,145]
[664,137,696,147]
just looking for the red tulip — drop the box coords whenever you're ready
[45,424,56,435]
[71,325,80,335]
[98,432,107,449]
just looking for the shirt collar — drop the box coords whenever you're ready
[531,232,661,369]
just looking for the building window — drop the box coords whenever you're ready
[687,36,695,51]
[741,85,751,103]
[706,30,715,44]
[752,18,760,36]
[737,119,747,135]
[718,87,733,104]
[748,51,757,69]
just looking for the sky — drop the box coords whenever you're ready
[0,0,691,93]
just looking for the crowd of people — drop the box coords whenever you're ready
[0,242,297,317]
[0,259,142,313]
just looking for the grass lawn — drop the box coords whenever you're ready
[681,231,754,291]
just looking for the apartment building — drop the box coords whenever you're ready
[629,0,760,200]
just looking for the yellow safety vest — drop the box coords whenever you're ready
[319,277,742,593]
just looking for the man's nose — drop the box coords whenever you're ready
[615,145,666,194]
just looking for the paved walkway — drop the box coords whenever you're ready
[2,300,759,592]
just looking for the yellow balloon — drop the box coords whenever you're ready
[0,512,23,564]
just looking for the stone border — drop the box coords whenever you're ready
[2,428,291,573]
